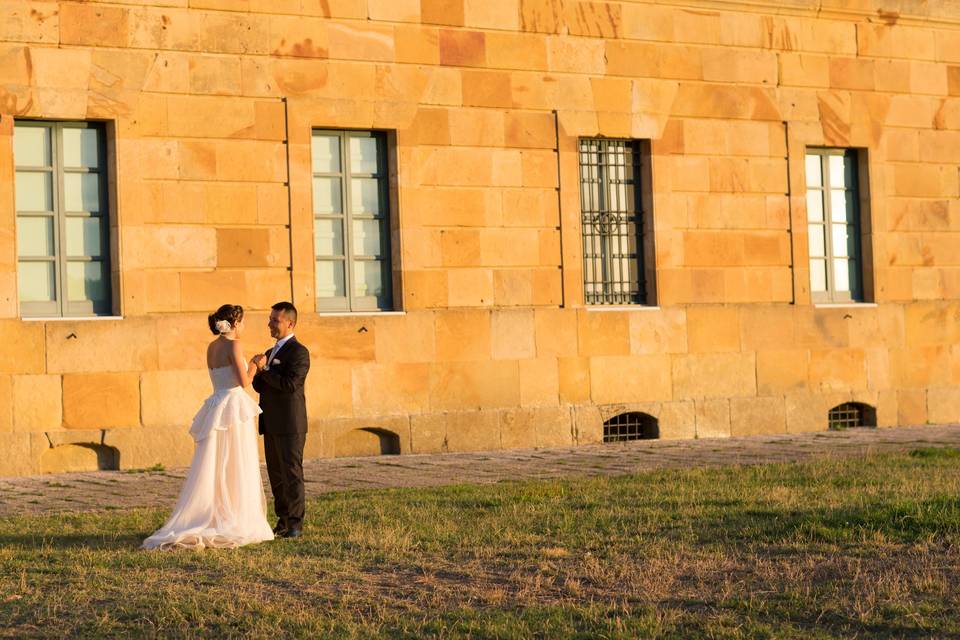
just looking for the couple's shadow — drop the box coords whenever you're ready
[0,532,148,550]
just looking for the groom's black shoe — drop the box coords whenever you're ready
[281,527,302,539]
[272,522,288,536]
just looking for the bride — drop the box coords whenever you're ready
[142,304,274,550]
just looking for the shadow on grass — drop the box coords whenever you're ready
[0,532,149,550]
[697,495,960,546]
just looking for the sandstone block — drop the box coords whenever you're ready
[590,354,672,404]
[491,309,535,360]
[304,360,353,419]
[12,374,61,432]
[0,433,43,476]
[445,410,501,452]
[429,360,519,411]
[141,370,212,428]
[410,413,448,453]
[673,353,756,400]
[928,387,960,424]
[492,269,534,307]
[897,388,928,426]
[658,400,696,440]
[558,357,590,403]
[395,25,440,65]
[785,393,825,434]
[439,29,485,67]
[577,310,630,356]
[757,350,809,395]
[0,320,45,374]
[0,375,10,432]
[46,318,158,374]
[694,398,731,438]
[730,396,786,436]
[686,306,740,353]
[498,407,537,450]
[104,425,195,471]
[519,358,559,407]
[808,348,867,392]
[435,310,491,361]
[536,406,573,448]
[534,308,578,358]
[352,363,430,417]
[572,404,603,445]
[373,312,436,363]
[421,0,464,26]
[446,268,494,307]
[63,373,140,429]
[403,270,448,309]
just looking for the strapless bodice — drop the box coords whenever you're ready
[188,367,262,442]
[209,366,241,392]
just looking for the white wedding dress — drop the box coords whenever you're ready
[142,366,274,550]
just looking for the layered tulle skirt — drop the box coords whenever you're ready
[142,387,274,550]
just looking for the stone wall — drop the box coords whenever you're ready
[1,0,959,475]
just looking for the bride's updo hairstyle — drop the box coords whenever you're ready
[207,304,244,336]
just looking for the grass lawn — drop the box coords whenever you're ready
[1,448,958,639]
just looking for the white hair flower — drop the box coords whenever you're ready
[215,319,232,334]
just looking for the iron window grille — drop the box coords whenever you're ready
[579,138,646,305]
[828,403,876,430]
[13,121,112,318]
[311,129,393,312]
[603,412,659,442]
[805,148,865,303]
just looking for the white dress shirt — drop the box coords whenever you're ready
[265,333,295,370]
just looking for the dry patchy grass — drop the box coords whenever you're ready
[0,449,958,638]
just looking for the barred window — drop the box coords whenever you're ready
[13,121,112,317]
[579,138,650,305]
[603,412,659,442]
[311,130,393,312]
[805,149,866,303]
[827,402,876,430]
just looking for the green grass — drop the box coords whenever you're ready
[2,449,959,639]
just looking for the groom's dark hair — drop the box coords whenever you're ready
[272,301,298,326]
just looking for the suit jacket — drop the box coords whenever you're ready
[252,337,310,436]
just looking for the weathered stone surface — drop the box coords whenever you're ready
[0,321,45,374]
[62,373,140,430]
[104,425,195,471]
[47,319,158,374]
[695,399,731,439]
[12,375,61,432]
[445,410,501,452]
[590,355,672,404]
[140,370,212,428]
[730,396,786,436]
[928,387,960,424]
[673,353,757,400]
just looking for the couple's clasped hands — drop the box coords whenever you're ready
[250,354,268,371]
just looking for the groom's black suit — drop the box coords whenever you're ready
[252,337,310,532]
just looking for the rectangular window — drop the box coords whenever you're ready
[805,148,864,303]
[14,121,112,317]
[579,138,650,305]
[311,130,392,312]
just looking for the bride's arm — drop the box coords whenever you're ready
[230,340,258,388]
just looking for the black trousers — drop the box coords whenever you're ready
[263,432,306,529]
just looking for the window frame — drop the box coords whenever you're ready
[805,147,865,304]
[577,137,653,306]
[311,129,393,313]
[14,120,112,318]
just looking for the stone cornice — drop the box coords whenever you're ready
[658,0,960,28]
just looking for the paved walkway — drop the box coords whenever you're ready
[1,425,958,518]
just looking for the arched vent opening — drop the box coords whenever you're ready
[603,412,659,443]
[828,402,877,430]
[334,428,401,457]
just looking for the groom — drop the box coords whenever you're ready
[252,301,311,539]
